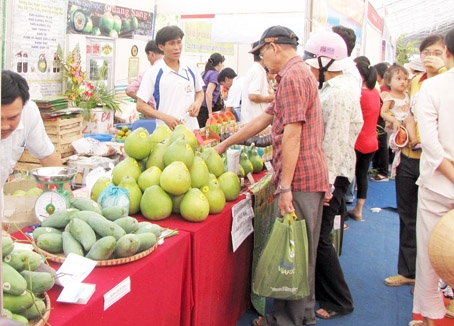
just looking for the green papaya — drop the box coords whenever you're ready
[40,208,78,228]
[20,270,55,294]
[114,216,139,234]
[23,297,46,319]
[70,197,102,214]
[2,262,27,295]
[2,235,14,257]
[62,231,84,257]
[114,234,140,258]
[3,291,34,314]
[136,233,157,253]
[85,236,117,260]
[102,206,129,221]
[68,218,97,251]
[32,226,62,241]
[86,215,126,240]
[36,233,63,254]
[4,250,42,272]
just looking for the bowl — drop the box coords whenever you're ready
[31,167,78,183]
[84,133,113,142]
[115,123,132,130]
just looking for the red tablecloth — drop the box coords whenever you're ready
[151,172,269,326]
[12,230,192,326]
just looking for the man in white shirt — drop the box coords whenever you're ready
[136,26,204,131]
[240,41,275,123]
[217,67,243,120]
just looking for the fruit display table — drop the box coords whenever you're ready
[12,229,192,326]
[152,170,270,326]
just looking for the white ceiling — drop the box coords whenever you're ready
[369,0,454,41]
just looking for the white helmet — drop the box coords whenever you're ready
[303,31,348,60]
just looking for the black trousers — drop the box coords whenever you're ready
[315,176,354,314]
[355,150,375,199]
[372,116,389,176]
[395,154,419,279]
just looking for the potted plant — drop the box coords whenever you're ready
[58,44,121,121]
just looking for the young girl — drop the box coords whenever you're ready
[381,64,421,151]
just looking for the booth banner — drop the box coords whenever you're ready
[249,172,275,315]
[11,0,67,98]
[66,0,153,39]
[183,20,234,56]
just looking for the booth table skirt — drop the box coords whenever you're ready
[12,230,193,326]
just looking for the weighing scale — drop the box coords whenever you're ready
[31,167,77,221]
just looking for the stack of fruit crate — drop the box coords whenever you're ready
[18,115,83,170]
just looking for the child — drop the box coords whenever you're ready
[381,64,421,151]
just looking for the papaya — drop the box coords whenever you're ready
[4,250,42,272]
[102,206,129,221]
[86,215,126,240]
[62,231,84,257]
[2,262,28,295]
[68,218,97,251]
[85,236,117,261]
[114,216,139,234]
[23,297,46,319]
[3,291,34,314]
[32,226,62,241]
[114,234,140,258]
[70,197,103,215]
[136,233,157,253]
[36,233,63,254]
[2,235,14,257]
[21,270,55,294]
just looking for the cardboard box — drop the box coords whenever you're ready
[3,179,41,233]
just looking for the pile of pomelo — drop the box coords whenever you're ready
[91,125,242,222]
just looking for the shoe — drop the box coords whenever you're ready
[315,309,344,320]
[384,274,415,287]
[408,321,423,326]
[370,174,389,182]
[347,210,363,222]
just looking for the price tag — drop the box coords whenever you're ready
[104,277,131,310]
[247,172,255,186]
[264,161,273,171]
[231,196,254,252]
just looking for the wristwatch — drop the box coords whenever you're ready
[279,185,292,193]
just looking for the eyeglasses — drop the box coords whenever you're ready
[421,50,443,57]
[259,45,271,60]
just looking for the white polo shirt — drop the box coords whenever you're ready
[0,101,55,186]
[137,59,204,131]
[241,62,271,123]
[224,76,244,109]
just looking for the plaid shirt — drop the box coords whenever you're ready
[265,56,329,192]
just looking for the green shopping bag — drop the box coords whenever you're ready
[252,213,309,300]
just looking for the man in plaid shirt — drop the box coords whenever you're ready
[215,26,329,326]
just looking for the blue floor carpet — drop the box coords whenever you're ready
[237,178,414,326]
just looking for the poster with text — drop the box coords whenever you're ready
[11,0,67,98]
[183,21,234,56]
[66,0,153,39]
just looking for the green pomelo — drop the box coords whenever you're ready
[118,176,142,215]
[164,138,194,168]
[240,151,254,175]
[25,187,43,196]
[12,190,27,196]
[217,171,241,201]
[169,124,198,151]
[170,194,185,214]
[146,139,169,170]
[190,155,210,188]
[201,147,225,177]
[180,188,210,222]
[160,161,191,196]
[121,19,131,33]
[113,15,122,33]
[124,127,151,160]
[131,16,139,30]
[137,166,162,192]
[90,176,111,201]
[200,183,226,214]
[112,156,142,185]
[99,12,114,34]
[150,125,172,151]
[140,185,172,220]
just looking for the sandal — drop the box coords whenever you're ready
[347,210,363,222]
[370,174,389,182]
[315,308,343,320]
[384,274,415,287]
[252,316,272,326]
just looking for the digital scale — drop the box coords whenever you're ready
[30,167,77,221]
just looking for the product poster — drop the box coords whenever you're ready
[85,37,114,90]
[66,0,154,39]
[11,0,67,98]
[183,21,234,56]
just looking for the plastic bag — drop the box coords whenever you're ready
[97,185,130,214]
[252,213,309,300]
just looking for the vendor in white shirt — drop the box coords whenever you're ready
[1,70,61,188]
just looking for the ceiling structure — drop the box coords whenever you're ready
[369,0,454,42]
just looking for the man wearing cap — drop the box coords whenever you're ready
[215,26,329,326]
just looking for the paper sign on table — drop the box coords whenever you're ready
[57,283,96,304]
[55,253,97,287]
[104,276,131,310]
[231,196,254,252]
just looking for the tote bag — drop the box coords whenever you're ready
[252,213,309,300]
